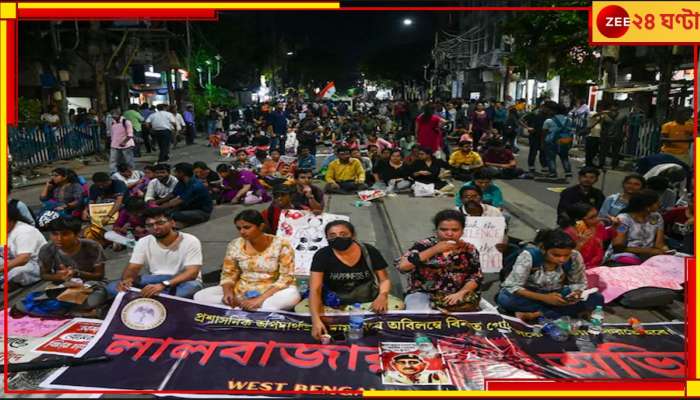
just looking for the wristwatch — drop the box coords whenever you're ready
[162,280,172,287]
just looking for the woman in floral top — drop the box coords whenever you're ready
[193,210,300,311]
[396,209,483,311]
[497,229,603,323]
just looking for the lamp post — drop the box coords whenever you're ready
[196,55,222,89]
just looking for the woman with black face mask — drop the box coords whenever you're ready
[296,220,405,341]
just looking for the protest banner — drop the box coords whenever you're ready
[33,319,102,357]
[41,291,685,393]
[461,216,506,273]
[275,210,350,275]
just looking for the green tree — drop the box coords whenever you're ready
[500,11,597,84]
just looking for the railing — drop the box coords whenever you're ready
[9,123,102,169]
[570,114,660,158]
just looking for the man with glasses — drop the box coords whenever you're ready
[106,207,203,299]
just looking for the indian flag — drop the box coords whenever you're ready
[318,81,336,99]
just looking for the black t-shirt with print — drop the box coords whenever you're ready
[310,243,387,304]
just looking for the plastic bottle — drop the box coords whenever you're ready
[347,303,364,341]
[628,317,646,334]
[539,317,569,342]
[589,306,604,335]
[126,231,136,248]
[415,333,438,358]
[555,316,572,334]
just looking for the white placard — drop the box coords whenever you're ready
[461,216,506,273]
[276,210,350,276]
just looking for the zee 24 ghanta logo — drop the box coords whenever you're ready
[596,4,696,39]
[596,5,632,38]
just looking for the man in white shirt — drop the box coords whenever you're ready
[107,207,203,299]
[145,163,179,205]
[170,105,186,148]
[145,104,177,162]
[4,203,46,289]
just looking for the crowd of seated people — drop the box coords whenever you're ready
[7,98,692,342]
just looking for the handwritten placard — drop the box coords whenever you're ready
[461,216,506,273]
[89,203,117,226]
[276,210,350,275]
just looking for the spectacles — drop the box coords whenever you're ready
[145,219,170,229]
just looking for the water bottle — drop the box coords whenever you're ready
[298,280,309,299]
[539,317,569,342]
[347,303,364,341]
[126,231,136,248]
[589,306,604,335]
[415,333,438,358]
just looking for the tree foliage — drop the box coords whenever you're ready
[500,11,598,84]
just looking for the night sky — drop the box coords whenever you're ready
[207,11,439,89]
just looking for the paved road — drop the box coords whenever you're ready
[9,142,684,325]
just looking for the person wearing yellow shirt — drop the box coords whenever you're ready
[660,108,693,165]
[448,139,483,181]
[324,147,368,194]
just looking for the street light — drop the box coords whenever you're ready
[402,18,413,26]
[286,51,294,56]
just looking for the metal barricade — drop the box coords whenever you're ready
[9,123,102,168]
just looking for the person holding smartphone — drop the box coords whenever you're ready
[497,229,603,323]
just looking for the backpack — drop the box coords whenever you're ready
[545,116,574,145]
[499,245,573,283]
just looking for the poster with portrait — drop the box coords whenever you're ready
[379,342,451,386]
[276,210,350,275]
[461,216,506,273]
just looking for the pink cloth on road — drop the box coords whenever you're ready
[585,255,686,303]
[416,114,443,153]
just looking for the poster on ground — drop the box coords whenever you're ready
[275,210,350,275]
[41,291,685,393]
[1,336,43,364]
[33,318,102,357]
[380,342,451,385]
[461,216,506,273]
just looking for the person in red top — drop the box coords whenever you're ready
[481,138,526,179]
[415,103,446,154]
[560,202,619,269]
[261,185,294,235]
